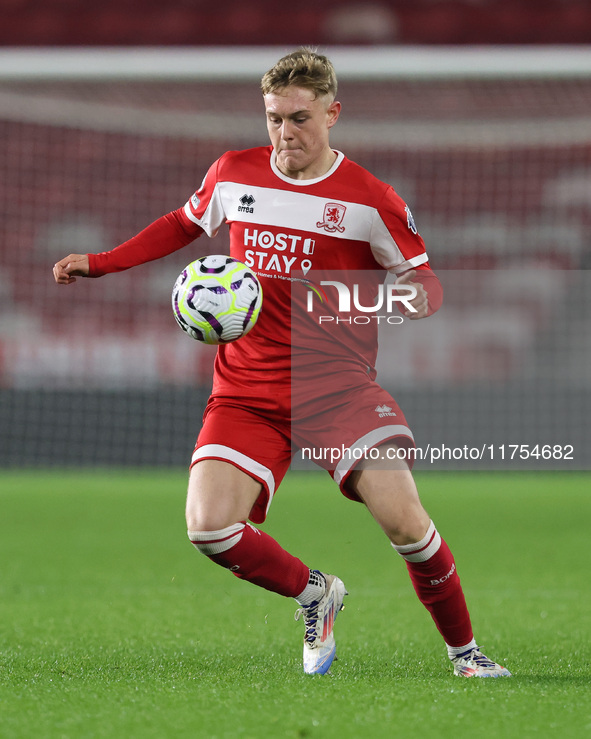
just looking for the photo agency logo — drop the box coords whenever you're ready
[305,279,418,325]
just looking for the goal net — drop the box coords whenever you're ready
[1,47,589,469]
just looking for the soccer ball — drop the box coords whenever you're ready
[172,255,263,344]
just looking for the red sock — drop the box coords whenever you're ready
[393,522,474,647]
[188,522,310,598]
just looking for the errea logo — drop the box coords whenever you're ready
[375,404,397,418]
[238,194,255,213]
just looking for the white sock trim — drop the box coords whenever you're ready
[392,520,442,562]
[446,639,478,659]
[188,522,245,556]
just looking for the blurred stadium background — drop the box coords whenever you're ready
[0,1,590,469]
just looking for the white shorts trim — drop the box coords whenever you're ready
[333,424,415,486]
[191,443,276,518]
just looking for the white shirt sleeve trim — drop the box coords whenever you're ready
[386,252,430,274]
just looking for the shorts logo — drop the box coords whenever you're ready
[405,205,418,235]
[375,404,397,418]
[317,203,346,233]
[190,194,200,210]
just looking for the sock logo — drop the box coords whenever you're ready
[430,562,455,586]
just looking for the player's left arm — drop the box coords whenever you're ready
[394,264,443,320]
[371,184,442,320]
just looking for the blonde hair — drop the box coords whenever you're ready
[261,47,338,100]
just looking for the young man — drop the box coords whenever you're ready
[54,48,510,678]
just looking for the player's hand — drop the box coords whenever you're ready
[53,254,90,284]
[396,269,429,320]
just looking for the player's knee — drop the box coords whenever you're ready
[385,509,431,546]
[185,485,229,532]
[185,504,241,533]
[185,463,260,532]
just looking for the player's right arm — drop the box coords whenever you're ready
[52,154,229,286]
[53,253,90,284]
[52,209,202,285]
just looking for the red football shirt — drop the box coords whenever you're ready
[179,146,430,409]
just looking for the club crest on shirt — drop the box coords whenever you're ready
[405,205,418,235]
[317,202,346,233]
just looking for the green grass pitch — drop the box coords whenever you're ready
[0,469,589,738]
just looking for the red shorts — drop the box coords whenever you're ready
[191,383,415,523]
